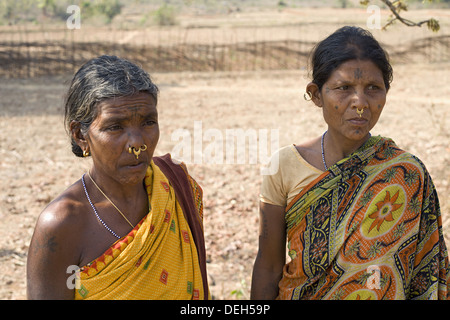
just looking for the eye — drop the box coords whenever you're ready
[106,124,122,131]
[337,85,349,91]
[143,119,157,126]
[368,85,380,90]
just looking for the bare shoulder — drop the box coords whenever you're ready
[27,179,89,299]
[36,180,87,236]
[28,179,88,266]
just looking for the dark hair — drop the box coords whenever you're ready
[64,55,159,157]
[309,26,393,91]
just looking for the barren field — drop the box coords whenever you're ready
[0,7,449,300]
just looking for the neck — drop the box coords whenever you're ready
[323,130,371,167]
[88,168,146,205]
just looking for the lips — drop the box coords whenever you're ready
[128,162,144,167]
[124,160,147,169]
[348,117,368,125]
[128,161,145,166]
[122,152,150,170]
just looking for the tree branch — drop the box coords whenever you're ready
[361,0,440,32]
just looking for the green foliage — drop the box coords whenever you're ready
[94,0,122,23]
[154,4,178,26]
[426,17,440,32]
[37,0,56,16]
[0,0,122,25]
[338,0,350,8]
[230,279,249,300]
[81,0,122,24]
[0,0,36,24]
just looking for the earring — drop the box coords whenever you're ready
[83,149,90,157]
[303,91,312,101]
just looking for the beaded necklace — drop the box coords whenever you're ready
[321,131,328,171]
[81,174,121,239]
[321,130,371,171]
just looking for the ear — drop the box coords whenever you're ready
[306,82,322,108]
[69,120,89,152]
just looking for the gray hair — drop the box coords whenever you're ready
[64,55,159,157]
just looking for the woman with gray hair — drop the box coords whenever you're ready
[27,55,209,300]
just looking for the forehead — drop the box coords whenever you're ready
[329,59,383,81]
[96,92,157,118]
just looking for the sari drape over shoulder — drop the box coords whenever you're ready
[75,154,209,300]
[278,136,450,300]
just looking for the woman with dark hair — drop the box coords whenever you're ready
[27,55,209,299]
[251,26,449,300]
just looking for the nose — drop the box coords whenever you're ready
[126,127,146,152]
[350,89,368,111]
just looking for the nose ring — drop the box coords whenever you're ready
[356,108,364,117]
[128,144,148,160]
[356,105,368,118]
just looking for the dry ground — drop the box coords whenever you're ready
[0,8,449,300]
[1,63,449,300]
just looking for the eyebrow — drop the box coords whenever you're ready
[329,79,353,86]
[331,78,384,85]
[101,109,158,123]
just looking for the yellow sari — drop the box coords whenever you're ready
[75,155,208,300]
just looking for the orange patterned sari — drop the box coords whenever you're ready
[277,136,449,300]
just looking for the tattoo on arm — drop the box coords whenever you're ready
[31,235,58,255]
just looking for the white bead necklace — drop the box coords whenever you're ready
[321,131,328,171]
[321,131,372,171]
[81,174,122,239]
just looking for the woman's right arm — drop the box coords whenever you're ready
[27,200,81,300]
[250,202,286,300]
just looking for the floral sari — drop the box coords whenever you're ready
[277,136,449,300]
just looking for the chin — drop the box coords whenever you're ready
[119,164,149,185]
[348,128,370,139]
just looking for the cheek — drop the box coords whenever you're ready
[371,98,385,117]
[97,134,118,149]
[322,100,346,123]
[89,132,124,158]
[377,104,384,114]
[368,106,384,130]
[146,126,160,150]
[371,90,386,107]
[371,108,383,123]
[152,125,160,141]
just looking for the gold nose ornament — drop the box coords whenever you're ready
[356,108,364,118]
[128,144,147,160]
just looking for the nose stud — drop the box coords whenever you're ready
[128,144,147,160]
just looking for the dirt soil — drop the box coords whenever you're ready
[0,8,449,300]
[1,63,449,300]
